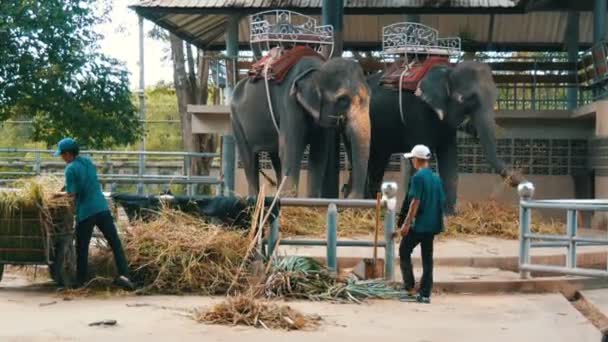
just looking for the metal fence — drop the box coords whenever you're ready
[264,183,399,280]
[0,148,222,196]
[517,182,608,278]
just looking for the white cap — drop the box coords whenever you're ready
[403,144,431,160]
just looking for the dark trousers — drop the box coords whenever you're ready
[76,210,129,283]
[399,230,435,297]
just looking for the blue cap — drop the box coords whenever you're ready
[53,138,79,157]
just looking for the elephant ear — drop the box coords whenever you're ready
[290,69,321,121]
[415,65,452,121]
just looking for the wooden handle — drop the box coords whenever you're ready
[373,192,381,267]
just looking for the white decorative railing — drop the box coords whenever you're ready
[250,10,334,56]
[382,22,461,56]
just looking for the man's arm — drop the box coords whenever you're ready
[397,174,423,237]
[55,166,77,199]
[399,198,420,236]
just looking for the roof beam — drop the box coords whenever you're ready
[132,6,526,17]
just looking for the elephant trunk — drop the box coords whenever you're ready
[473,109,524,187]
[345,87,371,198]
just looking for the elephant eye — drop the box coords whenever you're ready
[336,95,350,110]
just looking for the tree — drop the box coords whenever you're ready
[169,34,217,183]
[0,0,141,149]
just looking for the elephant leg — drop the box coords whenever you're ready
[366,150,392,198]
[308,130,333,197]
[279,130,307,197]
[269,152,282,183]
[436,133,459,215]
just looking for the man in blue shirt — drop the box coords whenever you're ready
[54,138,134,290]
[396,144,445,304]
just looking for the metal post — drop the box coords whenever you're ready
[326,204,338,274]
[517,182,535,278]
[518,205,530,278]
[221,15,238,195]
[381,182,398,281]
[267,217,280,257]
[566,11,579,110]
[383,206,396,282]
[594,0,607,43]
[566,210,578,268]
[34,151,41,176]
[185,155,193,196]
[137,16,146,195]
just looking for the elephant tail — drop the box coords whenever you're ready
[259,169,277,187]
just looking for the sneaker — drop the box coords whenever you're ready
[399,288,417,302]
[114,276,136,291]
[416,295,431,304]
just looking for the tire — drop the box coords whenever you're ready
[0,264,4,283]
[49,235,76,287]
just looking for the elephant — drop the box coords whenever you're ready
[230,55,371,198]
[343,61,522,214]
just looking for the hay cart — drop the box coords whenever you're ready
[0,202,76,286]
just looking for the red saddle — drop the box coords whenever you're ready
[380,56,450,91]
[248,46,325,84]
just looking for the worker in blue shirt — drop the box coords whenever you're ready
[54,138,134,290]
[396,144,446,304]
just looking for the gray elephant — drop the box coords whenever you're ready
[231,56,371,198]
[344,61,522,213]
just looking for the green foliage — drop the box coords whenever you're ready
[143,84,182,151]
[0,0,141,149]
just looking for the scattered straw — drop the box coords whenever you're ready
[280,207,377,237]
[195,296,321,330]
[444,201,564,239]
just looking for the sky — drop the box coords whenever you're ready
[97,0,173,88]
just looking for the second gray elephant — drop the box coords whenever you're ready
[344,61,522,213]
[230,56,371,198]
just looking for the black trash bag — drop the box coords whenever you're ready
[111,194,280,230]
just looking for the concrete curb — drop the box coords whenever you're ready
[433,276,608,295]
[315,251,608,273]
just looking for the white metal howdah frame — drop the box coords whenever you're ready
[381,22,461,56]
[517,182,608,278]
[249,10,334,57]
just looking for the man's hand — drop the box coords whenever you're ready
[400,223,410,237]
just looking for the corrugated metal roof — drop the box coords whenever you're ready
[134,0,519,8]
[141,9,595,51]
[131,1,596,51]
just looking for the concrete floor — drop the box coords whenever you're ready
[0,271,602,342]
[582,289,608,320]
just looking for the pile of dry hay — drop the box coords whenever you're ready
[195,295,320,331]
[115,209,250,294]
[280,207,377,237]
[444,201,564,239]
[278,201,563,240]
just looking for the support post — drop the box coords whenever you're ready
[137,15,146,196]
[267,216,280,257]
[517,182,535,279]
[326,203,338,274]
[594,0,607,43]
[383,205,395,282]
[222,15,238,195]
[566,11,579,110]
[322,0,344,58]
[566,210,578,269]
[321,1,344,197]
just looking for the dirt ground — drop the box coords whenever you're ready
[0,271,602,342]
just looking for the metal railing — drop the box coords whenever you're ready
[0,148,222,196]
[264,183,399,280]
[517,182,608,278]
